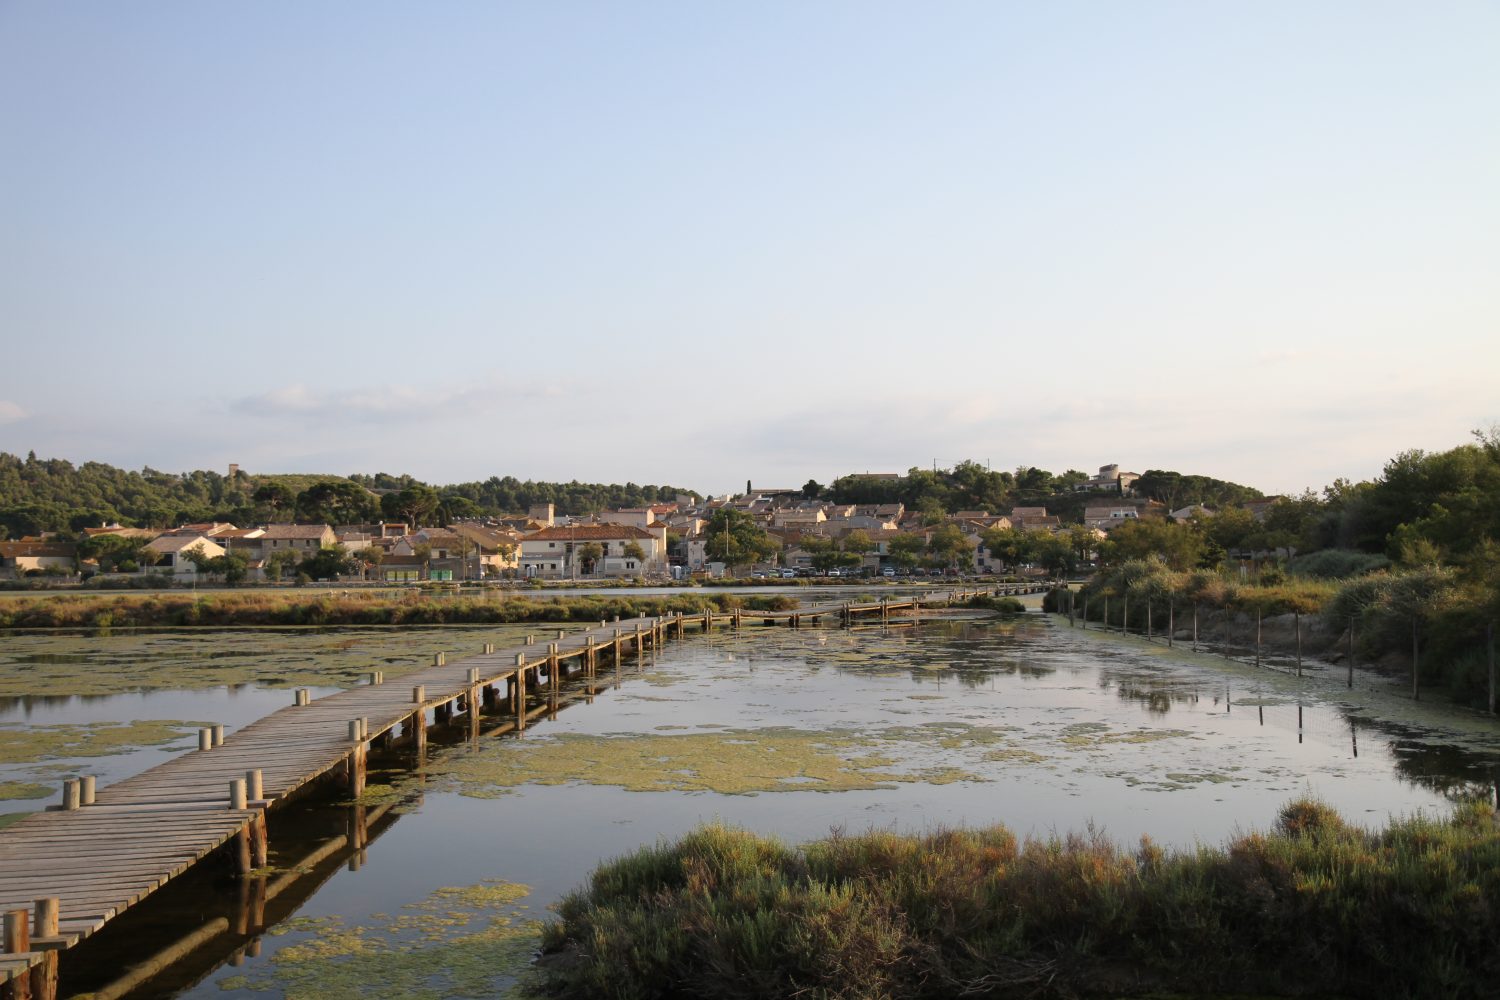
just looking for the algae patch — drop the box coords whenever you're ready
[414,721,1066,798]
[0,719,204,766]
[0,781,51,800]
[222,879,539,999]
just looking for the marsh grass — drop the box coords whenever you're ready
[0,592,798,629]
[534,800,1500,999]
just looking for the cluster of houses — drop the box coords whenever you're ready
[0,464,1279,583]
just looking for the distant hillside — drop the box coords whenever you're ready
[0,452,698,538]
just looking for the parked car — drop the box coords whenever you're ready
[780,569,796,578]
[882,567,896,577]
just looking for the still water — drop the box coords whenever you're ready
[3,613,1496,998]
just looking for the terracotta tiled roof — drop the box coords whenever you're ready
[524,525,655,541]
[261,524,334,540]
[0,542,76,558]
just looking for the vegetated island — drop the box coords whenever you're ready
[0,590,800,629]
[531,799,1500,999]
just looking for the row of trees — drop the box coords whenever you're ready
[805,462,1262,522]
[0,452,699,536]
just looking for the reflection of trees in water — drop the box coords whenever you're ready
[1376,732,1500,803]
[1096,667,1205,717]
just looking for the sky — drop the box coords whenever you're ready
[1,2,1496,498]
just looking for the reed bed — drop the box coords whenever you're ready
[534,799,1500,999]
[0,591,799,629]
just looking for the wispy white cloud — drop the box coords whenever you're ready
[229,377,562,423]
[0,401,26,424]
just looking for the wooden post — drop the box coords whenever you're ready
[230,779,252,873]
[412,684,425,703]
[515,664,527,731]
[587,635,597,677]
[32,899,57,940]
[1103,595,1109,633]
[1123,596,1129,636]
[4,908,30,955]
[484,642,495,654]
[548,644,559,696]
[1146,598,1152,641]
[248,812,268,868]
[1295,611,1302,677]
[212,724,225,747]
[79,775,96,805]
[367,671,381,685]
[199,728,213,752]
[1348,618,1355,688]
[1255,608,1262,668]
[246,769,263,801]
[61,779,80,811]
[295,688,310,706]
[1412,618,1420,701]
[411,710,426,752]
[1488,622,1495,716]
[1082,595,1088,630]
[1167,599,1174,648]
[434,652,446,666]
[1192,604,1198,651]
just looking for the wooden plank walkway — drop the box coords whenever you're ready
[0,583,1042,993]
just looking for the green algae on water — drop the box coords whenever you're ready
[0,719,205,766]
[223,880,539,1000]
[0,781,51,800]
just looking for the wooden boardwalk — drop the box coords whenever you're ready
[0,584,1039,995]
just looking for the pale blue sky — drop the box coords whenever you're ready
[2,2,1496,496]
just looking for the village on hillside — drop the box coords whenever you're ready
[0,464,1287,585]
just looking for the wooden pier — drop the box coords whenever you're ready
[0,584,1039,996]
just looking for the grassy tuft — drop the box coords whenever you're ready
[531,800,1500,999]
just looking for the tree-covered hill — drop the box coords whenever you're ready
[0,452,698,536]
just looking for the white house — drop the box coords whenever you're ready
[519,525,665,578]
[145,535,227,577]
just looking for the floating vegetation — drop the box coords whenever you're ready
[222,879,540,999]
[0,719,204,766]
[0,780,50,800]
[0,626,562,698]
[1058,721,1194,749]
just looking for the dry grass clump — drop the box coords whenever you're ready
[534,800,1500,999]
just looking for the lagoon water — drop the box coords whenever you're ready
[4,613,1498,998]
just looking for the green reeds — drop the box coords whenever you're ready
[533,800,1500,999]
[0,592,799,629]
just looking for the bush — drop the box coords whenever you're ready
[1287,549,1391,579]
[536,800,1500,999]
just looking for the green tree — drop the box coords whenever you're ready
[705,510,776,568]
[622,540,647,570]
[296,481,378,524]
[381,485,440,527]
[1099,520,1204,572]
[802,479,823,499]
[299,545,359,581]
[926,523,973,571]
[252,482,297,518]
[887,534,925,571]
[577,542,604,576]
[264,548,301,582]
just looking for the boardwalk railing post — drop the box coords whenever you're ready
[483,643,495,655]
[212,724,226,747]
[246,769,263,801]
[295,688,310,706]
[4,908,30,956]
[412,684,425,703]
[61,779,80,811]
[434,652,446,666]
[32,898,58,940]
[199,728,214,752]
[230,778,248,810]
[79,775,96,806]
